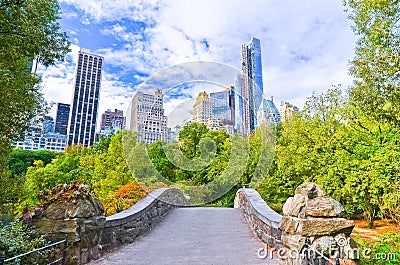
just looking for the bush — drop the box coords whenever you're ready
[0,221,48,260]
[0,214,13,227]
[206,188,236,207]
[102,181,168,216]
[355,232,400,265]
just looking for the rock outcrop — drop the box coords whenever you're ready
[279,183,359,265]
[24,181,105,265]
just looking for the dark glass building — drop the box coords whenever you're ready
[54,103,70,135]
[68,48,103,146]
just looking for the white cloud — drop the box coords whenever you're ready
[59,0,162,24]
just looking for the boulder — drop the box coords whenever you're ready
[306,197,346,218]
[282,182,346,218]
[24,181,105,265]
[282,194,306,218]
[294,182,325,199]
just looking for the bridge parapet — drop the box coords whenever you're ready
[235,184,360,265]
[234,188,283,249]
[101,188,189,252]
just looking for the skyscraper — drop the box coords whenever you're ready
[241,37,264,134]
[257,96,281,126]
[42,117,54,134]
[127,89,170,144]
[54,103,70,135]
[233,74,244,135]
[68,48,103,146]
[210,87,235,124]
[193,92,212,124]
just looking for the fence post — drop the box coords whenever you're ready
[1,252,5,265]
[61,234,68,265]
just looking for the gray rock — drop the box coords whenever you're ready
[306,197,346,218]
[282,194,307,218]
[295,182,325,199]
[279,216,354,236]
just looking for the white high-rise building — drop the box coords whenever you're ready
[193,92,212,124]
[68,48,103,146]
[127,89,171,144]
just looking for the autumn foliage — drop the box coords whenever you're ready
[102,181,168,216]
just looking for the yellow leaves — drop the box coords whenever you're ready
[382,102,392,111]
[32,159,44,168]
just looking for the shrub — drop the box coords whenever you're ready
[102,181,168,216]
[355,232,400,265]
[0,221,47,260]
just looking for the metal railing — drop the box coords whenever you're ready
[303,238,340,265]
[0,235,68,265]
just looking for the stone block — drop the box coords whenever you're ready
[279,216,354,236]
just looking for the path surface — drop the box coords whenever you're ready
[89,207,279,265]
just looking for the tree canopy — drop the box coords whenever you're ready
[0,0,70,172]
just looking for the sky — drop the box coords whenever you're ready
[38,0,356,128]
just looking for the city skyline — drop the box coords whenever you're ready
[38,0,355,125]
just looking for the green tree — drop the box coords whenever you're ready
[93,130,134,200]
[342,109,400,226]
[147,140,176,182]
[345,0,400,126]
[0,0,70,66]
[268,88,349,199]
[0,0,70,177]
[343,0,400,225]
[22,145,88,209]
[0,149,57,213]
[8,149,58,177]
[178,122,209,158]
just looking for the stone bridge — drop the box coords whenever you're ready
[29,184,359,265]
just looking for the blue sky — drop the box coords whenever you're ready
[38,0,356,127]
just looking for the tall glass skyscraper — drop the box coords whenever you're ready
[234,74,244,135]
[68,48,103,146]
[241,37,264,134]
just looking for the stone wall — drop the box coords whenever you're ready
[234,188,283,249]
[100,188,189,252]
[235,184,359,265]
[27,185,188,265]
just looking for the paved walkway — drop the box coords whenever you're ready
[89,207,279,265]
